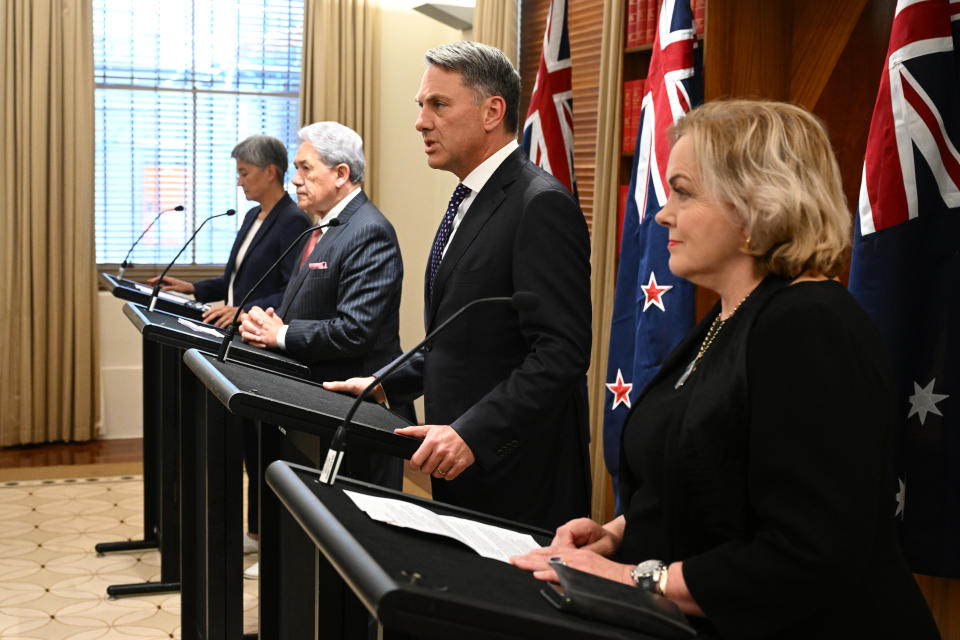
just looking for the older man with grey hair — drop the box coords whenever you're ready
[240,121,407,488]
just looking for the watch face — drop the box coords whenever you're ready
[633,559,662,577]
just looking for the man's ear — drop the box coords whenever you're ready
[481,95,508,133]
[335,163,351,188]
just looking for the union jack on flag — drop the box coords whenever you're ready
[603,0,701,507]
[848,0,960,577]
[521,0,577,196]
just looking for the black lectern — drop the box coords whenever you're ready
[182,349,417,640]
[97,301,309,599]
[266,460,665,640]
[100,272,210,321]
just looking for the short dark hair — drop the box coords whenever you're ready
[231,135,288,184]
[424,41,521,134]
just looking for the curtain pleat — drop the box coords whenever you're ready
[0,0,99,445]
[474,0,518,66]
[300,0,381,203]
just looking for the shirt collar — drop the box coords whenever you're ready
[461,139,519,194]
[318,185,361,224]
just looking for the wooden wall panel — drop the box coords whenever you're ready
[811,0,894,219]
[703,0,791,101]
[790,0,868,109]
[519,0,550,122]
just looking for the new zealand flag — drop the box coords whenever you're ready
[603,0,701,506]
[848,0,960,577]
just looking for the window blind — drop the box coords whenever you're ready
[94,0,304,265]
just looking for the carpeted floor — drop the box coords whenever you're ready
[0,472,257,639]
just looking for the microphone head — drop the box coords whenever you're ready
[511,291,539,312]
[225,209,237,216]
[326,218,342,227]
[174,205,185,211]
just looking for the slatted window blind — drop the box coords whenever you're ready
[93,0,304,265]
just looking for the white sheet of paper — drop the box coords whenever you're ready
[344,490,540,563]
[177,317,224,338]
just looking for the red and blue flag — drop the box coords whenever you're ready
[848,0,960,577]
[603,0,701,505]
[521,0,577,196]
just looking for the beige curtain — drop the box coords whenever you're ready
[0,0,99,446]
[300,0,381,203]
[585,0,625,523]
[474,0,518,66]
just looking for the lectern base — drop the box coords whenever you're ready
[95,538,157,554]
[106,581,181,598]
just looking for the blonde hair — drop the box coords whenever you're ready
[670,100,850,278]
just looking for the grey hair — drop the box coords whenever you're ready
[297,122,365,184]
[231,135,288,184]
[424,41,521,133]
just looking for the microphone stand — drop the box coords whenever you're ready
[216,218,341,362]
[318,291,540,485]
[148,209,236,312]
[118,204,184,279]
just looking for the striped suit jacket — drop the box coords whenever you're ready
[276,190,404,382]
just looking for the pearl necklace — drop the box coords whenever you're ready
[674,294,749,389]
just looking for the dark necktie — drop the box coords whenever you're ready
[428,183,471,299]
[297,227,323,271]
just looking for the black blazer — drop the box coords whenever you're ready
[276,190,404,383]
[383,148,593,530]
[193,194,310,311]
[618,276,938,639]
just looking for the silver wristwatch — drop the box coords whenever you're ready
[630,559,667,595]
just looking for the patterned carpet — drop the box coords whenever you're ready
[0,473,257,639]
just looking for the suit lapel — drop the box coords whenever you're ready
[225,207,259,278]
[278,190,366,316]
[234,196,286,278]
[427,150,523,325]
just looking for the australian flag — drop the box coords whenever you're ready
[603,0,701,506]
[521,0,577,196]
[848,0,960,577]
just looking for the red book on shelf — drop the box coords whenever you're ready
[644,0,656,46]
[627,0,639,47]
[694,0,705,35]
[624,80,635,153]
[632,78,644,150]
[617,184,629,255]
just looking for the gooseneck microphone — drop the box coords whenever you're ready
[216,218,342,362]
[318,291,541,485]
[118,204,185,279]
[148,208,236,312]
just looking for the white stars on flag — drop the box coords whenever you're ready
[606,369,633,410]
[907,378,949,425]
[641,271,672,312]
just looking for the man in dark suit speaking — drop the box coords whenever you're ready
[327,42,592,530]
[240,121,406,489]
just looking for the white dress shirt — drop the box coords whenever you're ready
[226,217,263,306]
[442,139,519,259]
